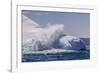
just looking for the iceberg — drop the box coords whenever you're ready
[59,36,86,50]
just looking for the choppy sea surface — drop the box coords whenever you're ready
[22,47,90,62]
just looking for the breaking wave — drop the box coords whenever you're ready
[22,15,86,54]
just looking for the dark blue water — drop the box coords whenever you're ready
[22,50,90,62]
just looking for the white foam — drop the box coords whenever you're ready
[23,48,79,54]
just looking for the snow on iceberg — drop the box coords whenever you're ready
[59,36,86,50]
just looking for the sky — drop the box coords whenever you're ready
[22,10,90,38]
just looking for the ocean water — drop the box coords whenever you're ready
[22,49,90,62]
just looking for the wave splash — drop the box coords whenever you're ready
[22,15,86,54]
